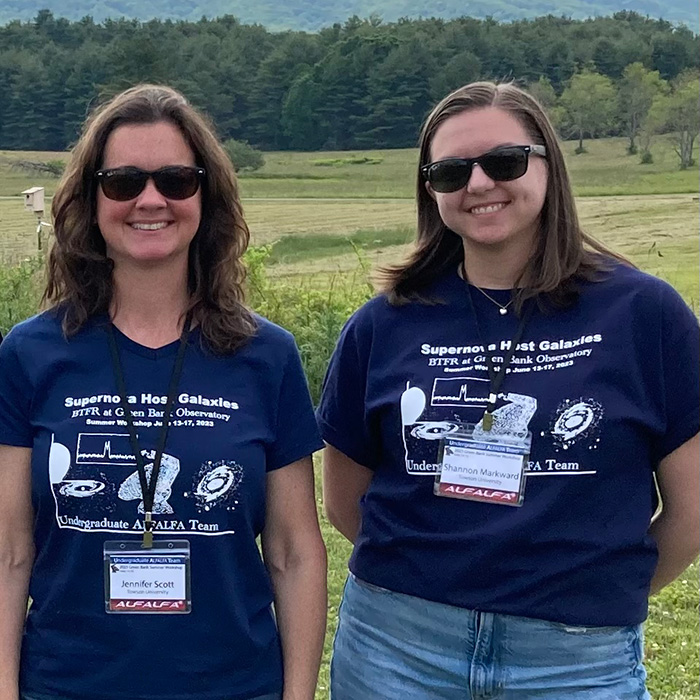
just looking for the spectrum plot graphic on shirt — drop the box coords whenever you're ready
[76,433,136,465]
[430,377,490,408]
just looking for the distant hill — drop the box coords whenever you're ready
[0,0,697,30]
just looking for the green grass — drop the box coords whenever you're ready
[646,564,700,699]
[261,193,699,309]
[317,476,353,697]
[266,226,414,265]
[0,151,64,196]
[564,137,700,197]
[0,199,44,265]
[243,198,416,246]
[576,194,699,309]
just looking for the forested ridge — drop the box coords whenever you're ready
[0,0,697,31]
[0,11,697,152]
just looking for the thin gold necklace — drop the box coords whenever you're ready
[460,262,513,315]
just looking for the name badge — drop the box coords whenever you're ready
[434,425,531,506]
[104,540,192,614]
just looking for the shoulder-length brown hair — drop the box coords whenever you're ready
[44,83,256,353]
[378,81,629,309]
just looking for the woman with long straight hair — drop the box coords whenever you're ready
[318,81,699,699]
[0,84,326,700]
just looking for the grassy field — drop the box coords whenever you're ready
[1,134,698,198]
[0,137,698,698]
[258,194,699,311]
[5,193,697,306]
[242,136,699,198]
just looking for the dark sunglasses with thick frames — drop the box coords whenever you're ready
[95,166,206,201]
[421,144,547,193]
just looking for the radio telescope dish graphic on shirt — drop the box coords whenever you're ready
[400,384,426,425]
[49,434,71,484]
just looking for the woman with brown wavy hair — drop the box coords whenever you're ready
[318,81,699,698]
[0,84,326,700]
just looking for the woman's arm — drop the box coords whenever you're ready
[0,446,34,700]
[648,432,700,595]
[322,444,373,544]
[261,456,327,700]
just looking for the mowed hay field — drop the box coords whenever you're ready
[1,136,699,698]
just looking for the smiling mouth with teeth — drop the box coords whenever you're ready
[469,203,507,215]
[130,222,169,230]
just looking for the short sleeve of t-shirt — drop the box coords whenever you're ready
[0,322,34,447]
[266,331,324,471]
[654,281,700,461]
[316,303,379,469]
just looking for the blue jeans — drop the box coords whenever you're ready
[21,693,282,700]
[331,574,650,699]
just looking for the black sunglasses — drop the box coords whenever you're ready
[421,145,546,193]
[95,166,205,201]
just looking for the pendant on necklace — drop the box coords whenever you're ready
[499,307,508,315]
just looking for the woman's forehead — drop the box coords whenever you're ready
[429,107,531,161]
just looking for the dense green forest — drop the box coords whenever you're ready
[0,11,697,152]
[0,0,697,30]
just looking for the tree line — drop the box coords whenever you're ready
[0,10,697,154]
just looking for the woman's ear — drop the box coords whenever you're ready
[424,180,437,201]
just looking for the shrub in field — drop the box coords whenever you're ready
[244,245,372,402]
[223,139,265,172]
[312,156,383,166]
[46,160,66,176]
[11,159,65,177]
[0,256,43,335]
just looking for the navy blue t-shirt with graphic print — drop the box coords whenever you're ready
[0,311,323,700]
[317,263,700,627]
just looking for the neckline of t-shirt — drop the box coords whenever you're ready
[107,322,190,360]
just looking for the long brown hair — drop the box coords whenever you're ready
[45,83,256,352]
[378,81,629,309]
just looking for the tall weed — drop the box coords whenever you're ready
[245,245,372,403]
[0,255,43,335]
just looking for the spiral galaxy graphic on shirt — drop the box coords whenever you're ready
[186,460,243,512]
[410,421,460,440]
[548,398,604,450]
[59,480,106,497]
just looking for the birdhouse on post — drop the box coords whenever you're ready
[21,187,51,251]
[22,186,45,214]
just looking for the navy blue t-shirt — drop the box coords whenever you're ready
[0,311,323,700]
[317,264,700,627]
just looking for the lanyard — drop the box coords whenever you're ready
[464,280,535,431]
[107,313,192,548]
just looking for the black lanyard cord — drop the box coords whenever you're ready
[107,312,192,547]
[464,281,535,429]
